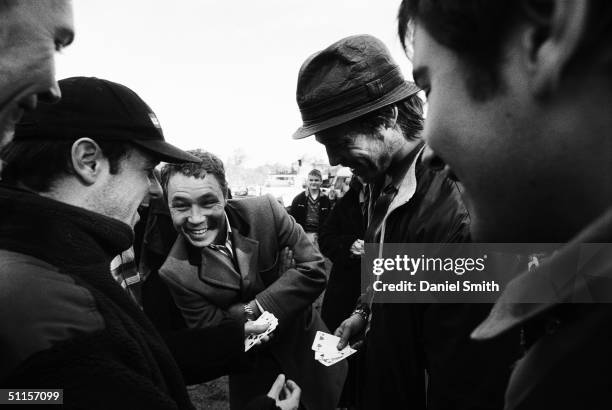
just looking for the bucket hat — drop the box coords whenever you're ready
[293,34,419,140]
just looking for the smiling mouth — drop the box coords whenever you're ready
[185,227,209,237]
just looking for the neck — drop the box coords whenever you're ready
[308,189,320,198]
[387,138,423,181]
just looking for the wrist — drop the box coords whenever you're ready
[243,300,261,321]
[351,307,369,322]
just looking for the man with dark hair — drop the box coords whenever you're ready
[0,77,292,409]
[289,168,331,247]
[157,150,344,410]
[293,35,514,409]
[398,0,612,408]
[0,0,74,149]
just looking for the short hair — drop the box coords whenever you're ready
[398,0,612,100]
[160,149,228,199]
[308,169,322,179]
[0,139,132,192]
[339,92,424,141]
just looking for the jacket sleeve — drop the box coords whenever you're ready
[160,270,229,329]
[254,195,327,324]
[288,193,300,220]
[6,342,187,410]
[162,318,247,385]
[319,197,360,263]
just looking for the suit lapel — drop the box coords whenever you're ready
[232,230,259,282]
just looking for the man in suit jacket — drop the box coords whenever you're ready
[158,150,346,410]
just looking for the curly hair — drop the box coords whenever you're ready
[160,149,228,199]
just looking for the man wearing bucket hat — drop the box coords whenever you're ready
[293,35,516,409]
[0,77,299,409]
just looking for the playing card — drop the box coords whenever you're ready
[311,331,357,366]
[311,330,341,353]
[244,311,279,352]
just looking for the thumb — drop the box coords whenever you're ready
[245,321,268,335]
[336,325,351,350]
[267,374,286,398]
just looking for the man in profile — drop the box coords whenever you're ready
[0,77,299,409]
[0,0,74,148]
[398,0,612,408]
[293,35,514,409]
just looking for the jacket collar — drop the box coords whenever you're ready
[472,207,612,340]
[0,183,133,269]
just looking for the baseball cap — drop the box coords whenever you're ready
[15,76,200,163]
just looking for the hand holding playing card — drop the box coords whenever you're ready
[312,331,357,366]
[245,311,279,352]
[244,321,270,345]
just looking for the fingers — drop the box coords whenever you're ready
[244,321,269,335]
[285,379,300,394]
[267,374,286,399]
[335,323,351,350]
[351,340,364,350]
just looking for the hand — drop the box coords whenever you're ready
[244,320,271,345]
[267,374,301,410]
[349,239,364,256]
[334,314,366,350]
[228,300,261,323]
[278,246,295,273]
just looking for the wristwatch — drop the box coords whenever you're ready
[351,307,369,322]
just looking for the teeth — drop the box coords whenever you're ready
[188,228,208,235]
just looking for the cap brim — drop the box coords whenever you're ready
[131,139,201,163]
[292,81,420,140]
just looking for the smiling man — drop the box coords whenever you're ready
[398,0,612,408]
[0,0,74,148]
[289,169,331,247]
[0,77,207,408]
[292,35,515,410]
[158,150,345,410]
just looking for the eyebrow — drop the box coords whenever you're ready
[170,192,218,202]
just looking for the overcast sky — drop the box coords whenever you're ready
[56,0,411,166]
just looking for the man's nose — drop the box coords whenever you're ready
[38,81,62,104]
[187,207,206,224]
[421,144,446,172]
[326,147,342,166]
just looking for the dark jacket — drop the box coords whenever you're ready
[320,184,365,331]
[0,185,194,409]
[160,195,347,410]
[361,157,519,410]
[473,208,612,410]
[289,191,331,234]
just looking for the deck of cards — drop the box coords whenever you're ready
[244,311,278,352]
[312,331,357,366]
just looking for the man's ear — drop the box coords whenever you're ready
[522,0,589,97]
[70,138,107,185]
[381,105,399,130]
